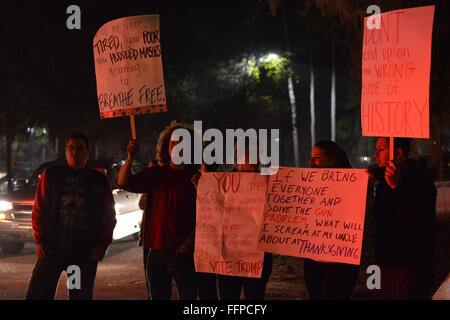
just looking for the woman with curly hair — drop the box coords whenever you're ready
[118,121,199,300]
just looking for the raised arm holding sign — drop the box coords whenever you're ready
[362,6,437,300]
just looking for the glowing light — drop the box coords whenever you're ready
[0,201,13,212]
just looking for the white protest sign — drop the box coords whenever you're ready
[194,172,267,278]
[93,15,167,119]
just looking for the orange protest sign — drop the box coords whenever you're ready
[361,6,435,138]
[257,167,368,265]
[93,15,167,120]
[194,172,267,278]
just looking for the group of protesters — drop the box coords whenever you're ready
[25,121,436,300]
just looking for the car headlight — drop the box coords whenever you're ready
[0,201,13,212]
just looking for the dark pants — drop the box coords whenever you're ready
[143,248,150,299]
[304,259,359,300]
[146,249,197,300]
[197,272,218,300]
[373,264,434,300]
[25,256,98,300]
[218,253,273,300]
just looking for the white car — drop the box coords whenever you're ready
[0,159,144,254]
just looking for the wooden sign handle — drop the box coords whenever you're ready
[130,115,136,140]
[389,137,394,161]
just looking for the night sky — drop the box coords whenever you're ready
[1,0,448,166]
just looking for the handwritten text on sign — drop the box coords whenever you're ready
[257,167,368,265]
[361,6,435,138]
[93,15,167,119]
[194,173,267,278]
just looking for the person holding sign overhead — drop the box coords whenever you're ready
[117,122,199,300]
[370,137,436,300]
[303,140,360,300]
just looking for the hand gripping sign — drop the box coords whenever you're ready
[93,15,167,139]
[361,6,435,140]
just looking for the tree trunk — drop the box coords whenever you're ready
[331,37,336,141]
[5,107,13,193]
[310,53,316,148]
[281,0,300,167]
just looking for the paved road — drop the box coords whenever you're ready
[0,236,150,299]
[1,214,448,300]
[0,236,308,300]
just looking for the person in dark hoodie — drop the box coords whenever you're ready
[370,137,436,300]
[26,132,116,300]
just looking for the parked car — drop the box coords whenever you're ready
[0,159,144,254]
[409,152,450,215]
[0,169,33,195]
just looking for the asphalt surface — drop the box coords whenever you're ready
[0,214,448,300]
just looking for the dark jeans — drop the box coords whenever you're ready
[218,253,273,300]
[146,249,197,300]
[143,248,150,299]
[197,272,218,300]
[373,264,434,300]
[25,256,98,300]
[303,259,359,300]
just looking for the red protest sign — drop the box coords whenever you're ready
[257,167,368,265]
[361,6,435,138]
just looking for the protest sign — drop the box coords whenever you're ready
[257,167,368,265]
[194,172,267,278]
[93,15,167,120]
[361,6,435,138]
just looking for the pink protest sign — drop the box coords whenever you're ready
[361,6,435,138]
[93,15,167,119]
[194,172,267,278]
[257,167,368,265]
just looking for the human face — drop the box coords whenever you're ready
[66,138,88,170]
[309,146,335,168]
[235,145,259,172]
[169,134,185,168]
[374,137,390,167]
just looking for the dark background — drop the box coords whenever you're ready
[0,0,448,174]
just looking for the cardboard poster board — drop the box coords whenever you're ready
[93,15,167,119]
[194,172,267,278]
[361,6,435,138]
[257,167,368,265]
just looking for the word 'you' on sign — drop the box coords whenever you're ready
[194,172,268,278]
[257,167,368,265]
[93,15,167,120]
[361,6,435,138]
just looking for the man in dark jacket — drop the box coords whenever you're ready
[371,137,436,300]
[25,132,116,300]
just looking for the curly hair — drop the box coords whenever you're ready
[156,121,195,167]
